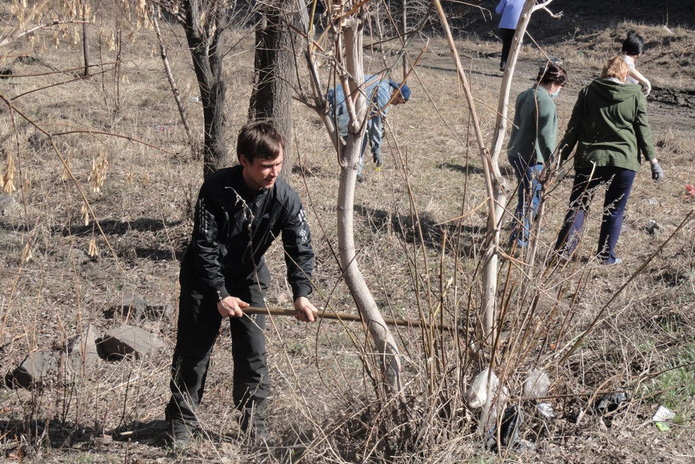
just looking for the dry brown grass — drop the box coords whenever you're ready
[0,3,694,463]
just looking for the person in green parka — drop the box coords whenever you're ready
[507,62,567,248]
[554,56,664,265]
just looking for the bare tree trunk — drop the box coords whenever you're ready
[181,0,230,177]
[430,0,507,345]
[301,2,402,389]
[150,7,195,154]
[81,3,90,77]
[472,0,556,434]
[249,0,295,171]
[337,16,402,389]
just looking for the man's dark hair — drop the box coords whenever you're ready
[537,62,568,87]
[622,31,644,56]
[237,121,285,163]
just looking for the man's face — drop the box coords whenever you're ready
[240,149,283,190]
[390,90,407,106]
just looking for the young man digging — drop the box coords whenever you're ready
[164,121,318,446]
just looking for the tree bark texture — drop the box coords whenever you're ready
[181,0,229,178]
[249,0,295,171]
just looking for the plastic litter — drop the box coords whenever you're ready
[536,402,555,418]
[646,219,661,235]
[487,405,525,451]
[466,368,507,409]
[524,369,550,398]
[595,391,628,414]
[652,405,675,431]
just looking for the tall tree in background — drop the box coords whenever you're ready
[249,0,296,169]
[179,0,230,177]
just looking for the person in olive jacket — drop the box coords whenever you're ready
[554,56,664,265]
[165,122,318,444]
[507,62,567,247]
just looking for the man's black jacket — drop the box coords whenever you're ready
[180,165,314,301]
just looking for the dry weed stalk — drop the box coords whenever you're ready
[88,153,108,193]
[87,238,99,258]
[61,155,72,182]
[3,151,16,194]
[81,202,90,226]
[21,240,33,263]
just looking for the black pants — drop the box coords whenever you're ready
[499,28,516,69]
[165,270,270,426]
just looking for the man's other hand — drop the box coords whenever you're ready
[217,296,249,318]
[373,152,383,168]
[294,297,317,322]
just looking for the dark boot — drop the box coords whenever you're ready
[239,399,272,445]
[167,417,198,445]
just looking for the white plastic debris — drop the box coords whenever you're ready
[536,402,556,418]
[466,368,508,409]
[524,368,551,398]
[652,405,675,422]
[653,405,676,431]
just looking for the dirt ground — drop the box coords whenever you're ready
[1,1,694,463]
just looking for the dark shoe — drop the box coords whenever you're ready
[167,418,196,444]
[239,401,274,447]
[356,173,365,183]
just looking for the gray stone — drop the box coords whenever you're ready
[117,294,148,320]
[6,351,60,388]
[0,194,20,217]
[145,303,174,320]
[68,323,102,369]
[99,325,165,360]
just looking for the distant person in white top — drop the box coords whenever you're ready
[495,0,525,72]
[622,31,651,96]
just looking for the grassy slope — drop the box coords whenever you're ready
[0,2,693,463]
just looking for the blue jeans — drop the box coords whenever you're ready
[554,166,636,264]
[509,157,543,247]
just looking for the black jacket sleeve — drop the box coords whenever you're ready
[190,181,230,300]
[279,191,314,301]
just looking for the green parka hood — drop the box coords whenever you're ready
[588,78,644,103]
[559,78,657,171]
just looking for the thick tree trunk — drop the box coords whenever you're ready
[182,0,229,177]
[249,0,295,171]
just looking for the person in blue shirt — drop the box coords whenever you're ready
[495,0,525,72]
[328,74,411,182]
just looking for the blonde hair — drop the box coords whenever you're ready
[601,56,629,82]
